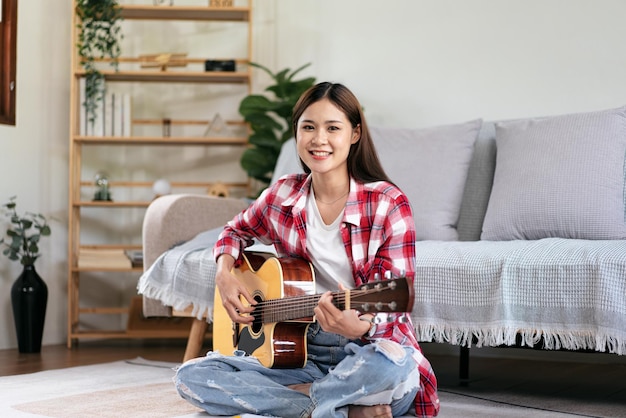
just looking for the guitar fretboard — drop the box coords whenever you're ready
[252,279,404,323]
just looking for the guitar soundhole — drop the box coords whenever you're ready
[251,294,264,334]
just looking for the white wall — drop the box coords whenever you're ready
[0,0,71,349]
[1,0,626,350]
[265,0,626,127]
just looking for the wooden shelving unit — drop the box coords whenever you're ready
[67,1,252,347]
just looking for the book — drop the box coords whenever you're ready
[112,93,123,137]
[78,77,87,136]
[87,91,105,137]
[103,92,114,137]
[124,249,143,268]
[78,248,132,269]
[122,93,132,137]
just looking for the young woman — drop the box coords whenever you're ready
[175,82,439,418]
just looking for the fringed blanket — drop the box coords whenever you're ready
[139,232,626,355]
[412,238,626,355]
[137,228,274,322]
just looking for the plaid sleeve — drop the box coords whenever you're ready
[375,192,416,278]
[212,185,277,264]
[212,174,309,264]
[364,190,417,341]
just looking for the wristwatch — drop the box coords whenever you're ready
[359,315,377,338]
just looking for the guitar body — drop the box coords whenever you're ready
[213,252,316,368]
[214,251,413,369]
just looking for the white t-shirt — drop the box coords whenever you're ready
[305,191,353,293]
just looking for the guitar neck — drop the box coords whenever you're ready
[258,292,344,324]
[254,277,410,323]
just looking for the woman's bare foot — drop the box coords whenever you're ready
[287,385,392,418]
[348,404,392,418]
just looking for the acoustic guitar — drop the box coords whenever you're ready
[213,252,414,369]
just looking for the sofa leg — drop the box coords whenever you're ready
[459,345,470,386]
[183,318,209,362]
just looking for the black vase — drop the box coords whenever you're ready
[11,264,48,353]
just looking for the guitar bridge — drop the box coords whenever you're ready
[233,322,240,347]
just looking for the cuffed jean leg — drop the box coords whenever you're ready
[309,340,420,418]
[175,352,323,418]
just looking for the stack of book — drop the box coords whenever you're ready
[78,248,133,269]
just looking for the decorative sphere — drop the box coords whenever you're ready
[153,179,171,196]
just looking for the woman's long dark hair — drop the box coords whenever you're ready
[291,82,392,184]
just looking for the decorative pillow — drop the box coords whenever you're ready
[481,106,626,240]
[371,119,482,241]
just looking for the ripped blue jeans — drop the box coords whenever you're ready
[174,323,420,418]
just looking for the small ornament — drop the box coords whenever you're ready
[208,182,229,198]
[203,113,228,137]
[162,118,171,137]
[93,171,113,201]
[140,53,188,72]
[153,178,172,199]
[210,0,233,7]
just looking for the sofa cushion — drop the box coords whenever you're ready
[372,119,482,241]
[456,122,497,241]
[481,106,626,240]
[271,138,303,185]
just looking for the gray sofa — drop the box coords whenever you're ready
[140,106,626,373]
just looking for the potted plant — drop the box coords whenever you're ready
[75,0,123,126]
[1,196,51,353]
[238,63,316,194]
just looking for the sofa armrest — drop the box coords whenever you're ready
[141,193,250,316]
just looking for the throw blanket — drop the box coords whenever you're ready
[412,238,626,355]
[139,232,626,355]
[137,228,274,321]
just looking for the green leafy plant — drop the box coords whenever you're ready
[0,197,51,266]
[239,63,316,191]
[75,0,123,125]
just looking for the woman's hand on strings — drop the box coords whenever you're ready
[314,284,370,339]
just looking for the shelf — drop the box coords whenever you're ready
[68,298,211,341]
[68,0,252,348]
[74,201,150,208]
[79,180,249,189]
[120,5,250,22]
[76,70,250,84]
[133,118,246,126]
[79,307,129,315]
[73,135,248,145]
[68,329,193,339]
[72,266,144,273]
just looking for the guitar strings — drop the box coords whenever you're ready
[251,294,343,321]
[248,287,396,322]
[253,286,391,309]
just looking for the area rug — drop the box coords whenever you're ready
[0,358,587,417]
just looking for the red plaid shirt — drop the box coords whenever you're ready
[214,173,439,417]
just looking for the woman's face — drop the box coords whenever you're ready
[295,98,360,177]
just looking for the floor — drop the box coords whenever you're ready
[0,339,195,376]
[429,344,626,417]
[2,340,626,416]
